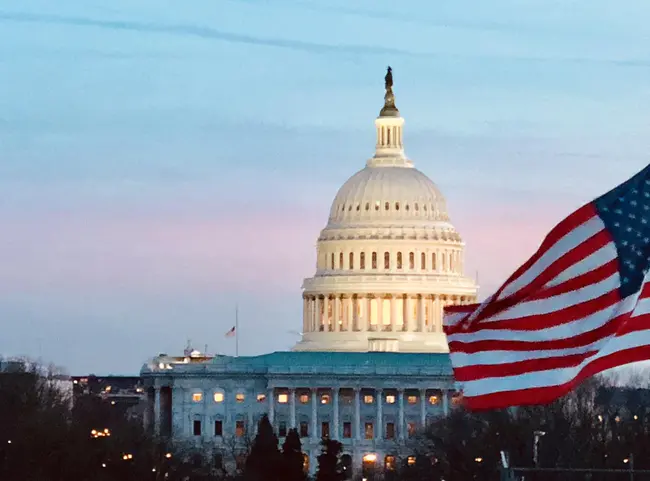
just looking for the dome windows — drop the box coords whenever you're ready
[356,204,360,211]
[409,252,415,269]
[397,252,402,270]
[331,253,335,270]
[372,252,377,269]
[405,204,410,211]
[349,252,354,269]
[421,252,426,270]
[339,252,344,269]
[414,203,419,211]
[395,202,400,211]
[365,202,370,211]
[385,202,390,211]
[384,252,390,270]
[360,252,366,270]
[375,201,380,211]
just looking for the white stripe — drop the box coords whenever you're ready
[486,270,619,322]
[450,342,604,369]
[462,325,650,398]
[497,216,604,301]
[443,309,474,327]
[545,242,617,288]
[446,274,626,344]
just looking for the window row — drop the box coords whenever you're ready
[321,250,461,273]
[337,201,439,215]
[191,418,420,440]
[191,390,443,406]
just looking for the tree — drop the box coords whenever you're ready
[244,414,281,481]
[316,438,344,481]
[281,428,306,481]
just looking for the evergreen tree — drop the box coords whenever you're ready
[281,428,306,481]
[315,438,344,481]
[245,414,281,481]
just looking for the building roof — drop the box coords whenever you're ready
[144,351,454,377]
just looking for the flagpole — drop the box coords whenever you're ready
[235,304,239,357]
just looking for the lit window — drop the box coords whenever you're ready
[235,420,245,437]
[192,393,203,403]
[321,394,330,404]
[385,395,396,404]
[363,453,377,463]
[213,392,224,403]
[407,456,416,466]
[104,386,112,392]
[236,393,245,403]
[257,394,266,402]
[428,395,439,405]
[278,393,288,404]
[299,394,309,404]
[364,423,374,439]
[408,422,417,437]
[407,395,417,404]
[364,395,374,404]
[385,455,396,470]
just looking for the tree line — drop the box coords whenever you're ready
[2,358,650,481]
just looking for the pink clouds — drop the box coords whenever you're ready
[0,203,325,298]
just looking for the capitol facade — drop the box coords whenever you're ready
[141,70,478,476]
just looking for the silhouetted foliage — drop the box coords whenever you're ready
[281,428,306,481]
[316,438,344,481]
[244,415,281,481]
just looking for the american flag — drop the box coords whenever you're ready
[444,164,650,411]
[225,326,236,337]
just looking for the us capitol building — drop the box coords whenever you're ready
[141,69,478,475]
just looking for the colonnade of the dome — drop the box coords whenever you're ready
[316,248,464,275]
[301,293,476,335]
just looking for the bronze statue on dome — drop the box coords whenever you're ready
[385,66,393,90]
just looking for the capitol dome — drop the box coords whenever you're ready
[328,165,450,227]
[293,68,477,354]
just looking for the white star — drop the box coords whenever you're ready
[615,209,623,215]
[627,227,633,232]
[615,222,620,227]
[632,200,638,206]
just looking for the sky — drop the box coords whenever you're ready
[2,0,650,374]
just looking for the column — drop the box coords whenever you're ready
[314,296,321,331]
[433,295,440,332]
[376,388,383,441]
[377,296,383,330]
[398,389,405,440]
[334,296,341,332]
[303,297,308,334]
[311,390,318,441]
[442,390,449,416]
[333,388,340,439]
[418,296,425,332]
[172,386,184,437]
[403,296,411,332]
[344,297,352,331]
[323,297,330,331]
[390,295,397,332]
[419,389,426,427]
[352,296,359,331]
[268,388,275,424]
[289,388,296,428]
[153,387,161,436]
[354,388,361,440]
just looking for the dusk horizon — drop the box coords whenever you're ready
[3,0,650,375]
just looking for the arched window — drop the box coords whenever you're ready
[441,252,446,271]
[421,252,426,270]
[365,202,370,211]
[414,203,419,211]
[339,252,344,269]
[356,204,360,211]
[405,204,410,211]
[387,128,391,144]
[395,202,400,211]
[384,252,390,270]
[360,252,366,270]
[349,252,354,269]
[397,252,403,269]
[409,252,415,269]
[331,253,335,270]
[372,252,377,269]
[385,202,390,211]
[432,253,437,270]
[375,201,380,211]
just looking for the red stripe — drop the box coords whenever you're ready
[453,351,597,382]
[468,229,611,326]
[465,344,650,411]
[527,259,618,301]
[493,203,597,302]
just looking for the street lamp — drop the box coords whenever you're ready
[533,430,546,467]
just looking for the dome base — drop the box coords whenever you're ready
[292,331,450,354]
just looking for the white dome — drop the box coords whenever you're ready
[328,165,449,227]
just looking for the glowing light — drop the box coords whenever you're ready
[624,458,629,464]
[363,453,377,463]
[475,457,483,463]
[165,453,172,459]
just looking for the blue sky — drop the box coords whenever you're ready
[2,0,650,374]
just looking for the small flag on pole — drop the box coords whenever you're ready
[444,164,650,411]
[225,326,236,337]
